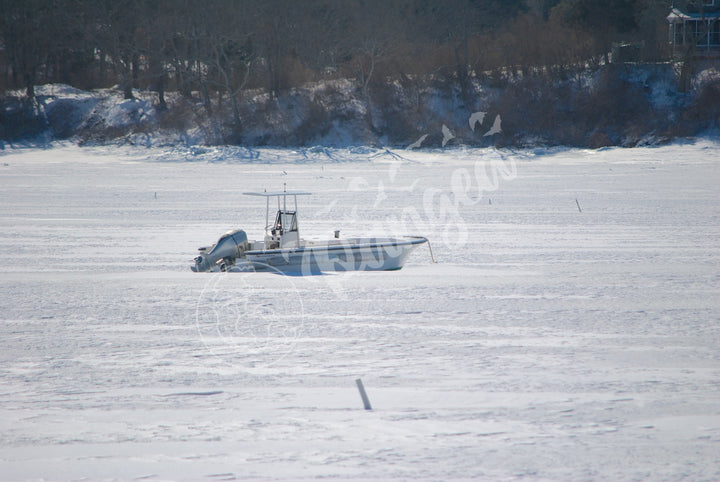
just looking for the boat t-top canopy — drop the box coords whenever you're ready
[243,191,312,197]
[243,188,312,238]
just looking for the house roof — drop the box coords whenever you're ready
[668,7,720,23]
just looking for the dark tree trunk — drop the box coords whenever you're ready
[123,76,134,99]
[24,71,35,99]
[157,80,167,109]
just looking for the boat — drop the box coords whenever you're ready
[191,188,428,273]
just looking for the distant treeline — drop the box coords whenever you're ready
[1,0,674,104]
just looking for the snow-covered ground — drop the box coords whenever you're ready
[1,141,719,480]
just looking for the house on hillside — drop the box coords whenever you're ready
[668,1,720,57]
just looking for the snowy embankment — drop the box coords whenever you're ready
[0,141,719,480]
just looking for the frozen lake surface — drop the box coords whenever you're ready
[1,142,719,480]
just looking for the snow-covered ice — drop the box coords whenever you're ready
[1,141,719,480]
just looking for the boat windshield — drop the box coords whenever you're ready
[273,210,297,234]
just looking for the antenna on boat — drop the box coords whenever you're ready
[427,239,437,263]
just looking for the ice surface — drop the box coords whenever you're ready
[1,141,719,480]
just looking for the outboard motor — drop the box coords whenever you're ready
[192,229,249,272]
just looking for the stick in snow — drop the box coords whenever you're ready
[427,240,437,263]
[356,378,372,410]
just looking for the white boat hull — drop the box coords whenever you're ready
[238,237,427,273]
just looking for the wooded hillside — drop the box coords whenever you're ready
[1,0,718,147]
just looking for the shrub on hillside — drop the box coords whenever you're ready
[684,72,720,131]
[0,97,47,141]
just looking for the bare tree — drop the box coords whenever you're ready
[255,0,304,98]
[83,0,146,99]
[206,14,255,127]
[0,0,60,98]
[550,0,639,65]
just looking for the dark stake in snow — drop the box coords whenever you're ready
[356,378,372,411]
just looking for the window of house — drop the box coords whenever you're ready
[711,20,720,45]
[692,20,709,45]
